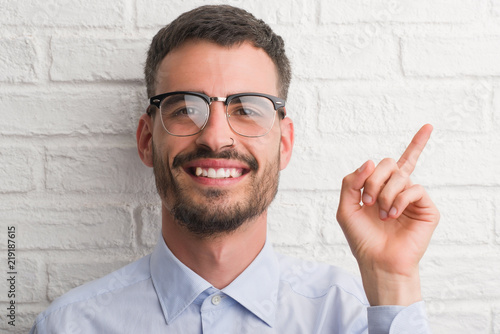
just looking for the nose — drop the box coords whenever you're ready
[194,101,235,152]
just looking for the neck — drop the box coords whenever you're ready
[161,205,267,289]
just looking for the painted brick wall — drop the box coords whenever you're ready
[1,0,499,332]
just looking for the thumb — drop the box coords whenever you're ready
[337,160,374,222]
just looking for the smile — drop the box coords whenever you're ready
[194,167,244,179]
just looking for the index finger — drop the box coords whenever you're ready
[397,124,433,175]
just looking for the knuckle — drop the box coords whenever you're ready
[363,178,376,190]
[341,174,352,186]
[395,191,407,204]
[378,192,391,206]
[413,184,425,192]
[381,157,397,167]
[395,169,409,179]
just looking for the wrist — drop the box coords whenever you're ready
[360,266,422,306]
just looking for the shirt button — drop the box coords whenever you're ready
[211,295,221,305]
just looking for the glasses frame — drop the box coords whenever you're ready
[147,91,286,138]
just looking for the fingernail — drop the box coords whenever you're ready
[379,209,388,220]
[362,193,372,204]
[358,161,368,173]
[389,207,397,217]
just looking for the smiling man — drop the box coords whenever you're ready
[30,5,439,333]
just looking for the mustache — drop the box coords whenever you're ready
[172,147,259,171]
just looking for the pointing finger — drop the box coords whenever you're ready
[397,124,433,176]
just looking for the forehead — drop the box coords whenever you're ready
[155,40,279,97]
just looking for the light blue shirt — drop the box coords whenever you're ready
[30,236,431,333]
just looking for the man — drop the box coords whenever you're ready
[30,5,439,333]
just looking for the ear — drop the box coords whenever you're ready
[279,116,294,170]
[137,113,154,167]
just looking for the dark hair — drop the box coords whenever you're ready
[144,5,291,100]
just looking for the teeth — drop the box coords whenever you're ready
[230,168,242,178]
[216,168,226,178]
[193,167,243,179]
[208,168,216,178]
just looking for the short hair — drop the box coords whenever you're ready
[144,5,291,100]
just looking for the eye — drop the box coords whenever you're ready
[175,107,198,116]
[232,107,260,116]
[230,104,267,118]
[166,106,204,119]
[160,94,207,120]
[228,96,273,119]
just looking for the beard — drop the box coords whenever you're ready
[152,142,280,238]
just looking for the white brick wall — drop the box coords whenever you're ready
[0,0,498,332]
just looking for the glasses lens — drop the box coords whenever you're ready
[159,94,208,136]
[227,96,276,137]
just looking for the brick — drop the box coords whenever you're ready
[0,206,133,250]
[494,0,500,16]
[402,37,500,77]
[137,0,210,28]
[280,129,410,191]
[428,307,490,333]
[315,191,349,245]
[289,32,398,80]
[413,134,500,187]
[281,190,492,249]
[494,306,500,333]
[136,0,314,28]
[45,145,155,194]
[0,147,36,193]
[320,0,485,23]
[244,0,315,25]
[138,205,161,247]
[430,189,493,245]
[281,131,500,190]
[0,0,125,27]
[496,194,500,244]
[318,80,492,135]
[0,305,41,332]
[47,260,130,301]
[285,84,318,139]
[421,251,500,300]
[267,190,318,246]
[0,37,37,83]
[50,38,149,82]
[494,84,500,128]
[0,257,45,303]
[0,88,143,136]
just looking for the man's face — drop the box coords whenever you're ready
[149,40,292,237]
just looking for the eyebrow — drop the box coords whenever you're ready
[164,94,188,105]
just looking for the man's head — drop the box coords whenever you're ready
[144,5,291,100]
[137,6,294,239]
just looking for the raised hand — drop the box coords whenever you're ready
[336,124,440,306]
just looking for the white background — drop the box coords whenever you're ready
[1,0,500,332]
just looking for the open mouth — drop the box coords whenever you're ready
[187,167,248,179]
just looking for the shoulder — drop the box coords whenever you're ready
[276,253,368,304]
[31,254,153,330]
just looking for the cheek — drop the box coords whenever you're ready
[249,134,281,163]
[152,117,193,157]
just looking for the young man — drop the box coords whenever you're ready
[30,5,439,333]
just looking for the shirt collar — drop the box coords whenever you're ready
[222,240,279,327]
[150,235,212,324]
[150,234,280,327]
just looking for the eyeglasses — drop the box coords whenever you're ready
[147,91,286,138]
